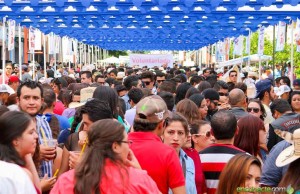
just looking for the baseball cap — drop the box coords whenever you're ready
[8,75,20,83]
[134,95,169,123]
[275,85,291,97]
[293,79,300,87]
[0,84,15,94]
[255,79,272,98]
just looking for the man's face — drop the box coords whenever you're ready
[0,92,9,104]
[81,73,92,84]
[11,82,20,91]
[156,76,166,86]
[279,79,287,86]
[109,73,116,79]
[6,65,13,75]
[207,99,219,111]
[218,88,229,104]
[141,78,154,89]
[269,86,275,101]
[18,86,43,117]
[96,77,105,86]
[229,72,238,83]
[204,70,210,77]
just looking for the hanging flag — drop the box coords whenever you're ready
[34,29,42,50]
[8,20,15,51]
[258,26,265,56]
[29,26,35,53]
[224,38,230,60]
[55,35,60,54]
[245,33,251,55]
[233,36,243,56]
[48,33,55,54]
[295,18,300,53]
[276,21,286,52]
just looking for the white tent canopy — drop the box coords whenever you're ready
[101,56,120,64]
[217,54,272,68]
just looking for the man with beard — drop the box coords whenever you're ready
[17,81,55,177]
[202,88,220,121]
[255,79,276,125]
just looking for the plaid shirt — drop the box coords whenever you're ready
[36,115,53,177]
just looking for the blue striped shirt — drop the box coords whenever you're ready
[36,115,53,177]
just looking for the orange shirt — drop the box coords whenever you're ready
[50,159,160,194]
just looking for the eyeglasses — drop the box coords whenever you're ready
[157,80,165,83]
[120,140,133,145]
[193,131,211,138]
[218,92,228,96]
[230,74,237,77]
[247,107,260,113]
[98,82,105,85]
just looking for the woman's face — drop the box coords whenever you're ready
[163,121,187,153]
[259,130,267,145]
[244,164,261,191]
[14,120,38,157]
[118,131,131,163]
[52,83,60,94]
[183,127,192,149]
[291,94,300,111]
[247,102,262,118]
[192,124,215,152]
[199,99,208,119]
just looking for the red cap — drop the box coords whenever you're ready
[8,75,20,83]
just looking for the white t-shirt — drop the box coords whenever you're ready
[0,161,37,194]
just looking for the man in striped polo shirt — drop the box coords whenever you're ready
[200,110,246,194]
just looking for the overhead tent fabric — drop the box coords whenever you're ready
[1,0,300,50]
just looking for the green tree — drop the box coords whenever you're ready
[108,50,128,57]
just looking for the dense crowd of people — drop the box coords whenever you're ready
[0,61,300,194]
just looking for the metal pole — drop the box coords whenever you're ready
[2,17,6,84]
[18,23,22,80]
[272,25,276,82]
[291,21,294,86]
[43,33,46,78]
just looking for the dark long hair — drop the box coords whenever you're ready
[93,86,120,119]
[234,115,265,157]
[74,119,125,194]
[0,111,32,166]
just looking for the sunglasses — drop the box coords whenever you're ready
[230,74,237,77]
[143,81,151,86]
[219,92,228,96]
[247,107,260,113]
[193,131,211,138]
[157,80,165,83]
[212,101,219,106]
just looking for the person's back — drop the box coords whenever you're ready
[200,110,245,194]
[128,95,186,194]
[267,99,300,150]
[52,160,160,194]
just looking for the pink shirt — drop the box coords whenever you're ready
[50,159,160,194]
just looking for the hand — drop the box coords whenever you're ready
[39,145,56,161]
[69,151,80,169]
[125,149,141,169]
[40,174,56,192]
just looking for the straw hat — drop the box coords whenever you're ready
[275,128,300,167]
[68,87,96,108]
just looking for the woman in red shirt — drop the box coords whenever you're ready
[51,119,160,194]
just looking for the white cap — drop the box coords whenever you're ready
[0,84,15,95]
[275,85,291,96]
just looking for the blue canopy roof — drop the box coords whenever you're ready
[1,0,300,50]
